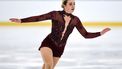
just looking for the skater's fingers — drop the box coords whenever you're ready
[9,18,21,23]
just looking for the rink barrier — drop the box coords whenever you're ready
[0,22,122,27]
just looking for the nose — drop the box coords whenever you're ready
[72,5,75,10]
[72,4,75,9]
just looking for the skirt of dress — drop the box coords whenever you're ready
[38,36,65,57]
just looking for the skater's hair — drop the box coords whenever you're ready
[62,0,68,8]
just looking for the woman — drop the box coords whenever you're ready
[10,0,111,69]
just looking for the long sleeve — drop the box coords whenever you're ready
[75,17,101,38]
[21,11,55,23]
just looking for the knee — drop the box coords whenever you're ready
[45,62,53,68]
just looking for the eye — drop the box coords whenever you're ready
[74,3,75,5]
[69,3,72,6]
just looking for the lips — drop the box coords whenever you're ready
[72,9,74,11]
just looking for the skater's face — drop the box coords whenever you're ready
[63,0,75,14]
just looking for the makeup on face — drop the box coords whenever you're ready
[64,0,75,14]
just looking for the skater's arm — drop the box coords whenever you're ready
[21,11,55,23]
[9,18,21,23]
[100,28,111,35]
[10,11,55,23]
[75,17,110,39]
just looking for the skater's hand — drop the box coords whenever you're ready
[9,18,21,23]
[100,28,111,35]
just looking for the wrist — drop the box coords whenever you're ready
[100,31,103,35]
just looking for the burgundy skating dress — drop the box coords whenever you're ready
[21,10,101,57]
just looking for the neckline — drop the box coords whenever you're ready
[60,10,73,24]
[60,10,73,41]
[62,10,73,17]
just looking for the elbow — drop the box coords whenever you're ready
[82,34,90,39]
[83,34,95,39]
[82,33,90,39]
[83,35,99,39]
[83,36,91,39]
[82,32,101,39]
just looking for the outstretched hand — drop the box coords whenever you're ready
[100,28,111,35]
[9,18,21,23]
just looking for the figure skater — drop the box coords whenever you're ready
[10,0,111,69]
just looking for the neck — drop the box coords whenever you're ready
[64,10,71,14]
[63,10,72,16]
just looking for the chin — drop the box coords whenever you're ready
[67,10,74,14]
[70,11,74,13]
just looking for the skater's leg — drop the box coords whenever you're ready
[40,47,53,69]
